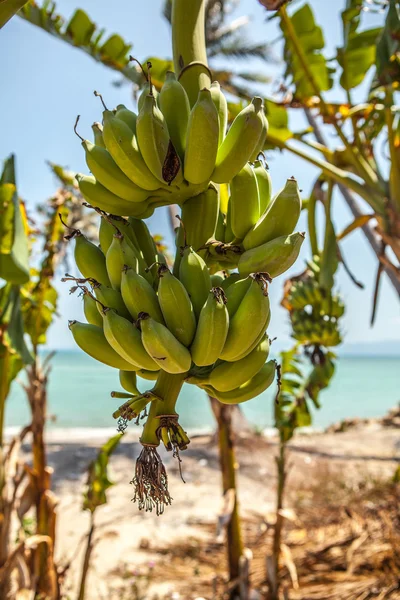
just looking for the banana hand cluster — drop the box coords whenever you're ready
[283,255,344,347]
[75,75,269,219]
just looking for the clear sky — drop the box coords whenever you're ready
[0,0,399,353]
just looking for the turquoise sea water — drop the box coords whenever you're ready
[4,352,400,432]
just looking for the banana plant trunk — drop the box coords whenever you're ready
[268,441,286,600]
[210,397,245,596]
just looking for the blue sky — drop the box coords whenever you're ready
[0,0,399,353]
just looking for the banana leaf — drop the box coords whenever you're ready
[374,0,400,87]
[83,433,122,512]
[0,184,30,284]
[0,0,28,29]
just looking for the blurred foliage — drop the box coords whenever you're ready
[83,433,122,512]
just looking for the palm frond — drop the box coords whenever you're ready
[209,36,272,61]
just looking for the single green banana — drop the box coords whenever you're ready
[119,370,141,395]
[191,287,229,367]
[128,217,158,270]
[102,111,161,191]
[210,273,225,287]
[139,312,192,374]
[179,246,211,318]
[181,185,219,250]
[121,266,164,322]
[224,276,252,317]
[254,160,272,214]
[249,108,268,162]
[92,282,131,320]
[157,264,196,346]
[102,309,159,370]
[158,72,190,161]
[210,360,276,404]
[208,334,270,392]
[82,139,148,203]
[69,320,136,370]
[136,93,182,185]
[238,232,305,278]
[74,232,111,287]
[243,177,302,250]
[76,173,149,217]
[137,368,160,381]
[220,274,270,362]
[106,233,140,291]
[83,290,103,327]
[220,272,241,291]
[115,104,137,132]
[230,163,260,240]
[230,309,270,361]
[138,82,159,112]
[210,81,228,146]
[215,210,225,242]
[212,98,264,183]
[184,88,219,184]
[92,122,106,148]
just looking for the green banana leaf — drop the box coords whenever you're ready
[0,0,29,29]
[0,283,33,366]
[338,0,382,90]
[280,3,333,99]
[0,183,30,284]
[83,433,122,512]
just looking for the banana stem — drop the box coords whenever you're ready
[307,189,319,258]
[171,0,211,105]
[269,439,287,600]
[140,371,186,445]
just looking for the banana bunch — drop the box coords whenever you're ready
[282,255,344,348]
[74,74,270,219]
[66,213,278,412]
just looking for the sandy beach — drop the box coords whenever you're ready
[14,413,400,600]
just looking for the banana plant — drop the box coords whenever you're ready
[258,0,400,317]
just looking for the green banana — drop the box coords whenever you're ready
[119,370,141,395]
[212,98,264,183]
[181,185,219,251]
[231,308,270,361]
[92,282,131,321]
[137,368,159,381]
[82,139,148,203]
[136,93,182,185]
[220,274,270,362]
[138,82,159,112]
[249,108,268,162]
[179,246,211,318]
[92,122,106,147]
[115,104,137,132]
[83,290,103,327]
[191,287,229,366]
[208,334,270,392]
[102,309,159,370]
[158,72,190,161]
[210,81,228,146]
[99,216,140,255]
[139,312,192,374]
[184,88,219,184]
[68,320,136,370]
[76,173,149,217]
[230,163,260,240]
[128,218,158,270]
[102,111,161,191]
[210,273,225,287]
[224,276,252,317]
[157,264,196,346]
[254,160,272,214]
[210,360,276,404]
[121,266,164,322]
[74,232,111,287]
[106,233,139,290]
[238,232,305,278]
[243,177,302,250]
[220,272,241,291]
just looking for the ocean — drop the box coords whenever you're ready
[4,351,400,433]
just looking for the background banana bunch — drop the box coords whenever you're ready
[282,255,344,348]
[66,71,306,513]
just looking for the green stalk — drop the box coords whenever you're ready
[140,371,186,445]
[171,0,211,105]
[270,439,286,600]
[385,87,400,213]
